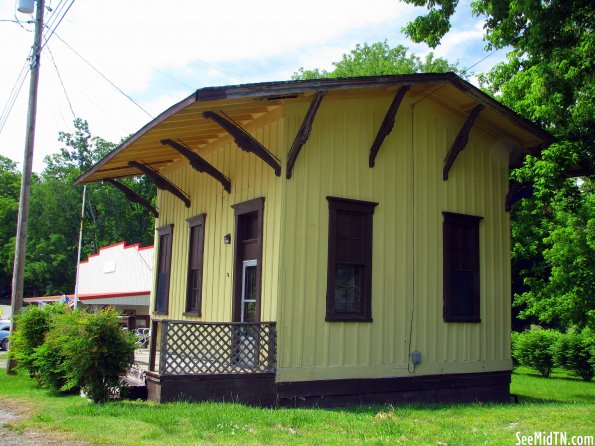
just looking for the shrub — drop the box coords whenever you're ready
[511,331,521,368]
[8,303,68,378]
[553,330,595,381]
[59,308,136,403]
[32,310,81,392]
[14,305,136,402]
[513,329,560,377]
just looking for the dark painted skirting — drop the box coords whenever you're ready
[121,377,148,400]
[144,370,510,408]
[277,371,511,408]
[145,372,276,406]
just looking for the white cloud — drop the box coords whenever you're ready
[0,0,490,172]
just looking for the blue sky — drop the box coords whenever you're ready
[0,0,505,172]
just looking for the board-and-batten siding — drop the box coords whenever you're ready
[276,94,512,382]
[149,118,283,323]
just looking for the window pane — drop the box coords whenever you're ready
[450,269,474,317]
[244,213,258,240]
[186,215,205,314]
[158,233,170,273]
[443,212,481,322]
[245,265,257,300]
[243,301,257,322]
[327,197,377,321]
[189,226,202,269]
[334,264,362,314]
[188,269,201,311]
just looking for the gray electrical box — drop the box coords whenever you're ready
[411,351,422,365]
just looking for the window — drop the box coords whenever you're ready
[326,197,378,322]
[155,224,173,314]
[442,212,483,322]
[185,214,206,316]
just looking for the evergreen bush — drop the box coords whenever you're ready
[8,303,68,379]
[11,304,136,402]
[513,329,559,377]
[553,330,595,381]
[59,308,136,402]
[32,310,81,392]
[511,331,521,368]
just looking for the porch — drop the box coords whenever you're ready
[139,319,277,405]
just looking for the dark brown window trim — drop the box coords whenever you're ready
[232,197,265,322]
[154,224,174,315]
[183,311,201,317]
[442,211,483,323]
[326,196,378,322]
[231,197,265,215]
[185,214,206,316]
[186,214,205,226]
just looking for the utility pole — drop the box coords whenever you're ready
[73,185,87,310]
[7,0,46,374]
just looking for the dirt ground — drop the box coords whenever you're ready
[0,401,89,446]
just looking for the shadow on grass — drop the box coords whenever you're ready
[517,370,593,384]
[512,395,568,404]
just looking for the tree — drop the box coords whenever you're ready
[293,41,461,79]
[401,0,595,329]
[46,119,156,255]
[514,180,595,330]
[0,119,156,297]
[0,156,21,300]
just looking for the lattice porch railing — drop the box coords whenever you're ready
[148,320,276,375]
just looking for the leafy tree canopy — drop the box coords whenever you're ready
[1,119,156,297]
[0,156,22,299]
[402,0,593,176]
[293,41,461,79]
[402,0,594,329]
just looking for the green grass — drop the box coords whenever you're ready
[511,366,594,403]
[0,368,593,446]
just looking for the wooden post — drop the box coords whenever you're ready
[148,319,159,372]
[7,0,46,374]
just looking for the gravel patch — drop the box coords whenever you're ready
[0,406,90,446]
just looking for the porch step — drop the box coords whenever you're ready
[123,363,148,400]
[122,376,148,400]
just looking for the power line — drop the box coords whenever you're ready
[54,33,154,118]
[460,48,502,75]
[195,59,244,83]
[42,0,68,36]
[0,57,31,136]
[153,68,194,91]
[41,0,75,49]
[12,11,34,31]
[44,44,76,119]
[43,0,67,30]
[0,0,76,136]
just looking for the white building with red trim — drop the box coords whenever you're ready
[25,242,153,327]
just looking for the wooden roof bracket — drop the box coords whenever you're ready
[286,91,325,179]
[161,139,231,193]
[128,160,191,208]
[103,178,159,218]
[202,110,282,177]
[369,85,410,168]
[505,181,533,211]
[443,104,484,180]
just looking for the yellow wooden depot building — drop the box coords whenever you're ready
[78,73,552,406]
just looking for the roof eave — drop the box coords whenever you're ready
[75,91,197,184]
[76,73,554,184]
